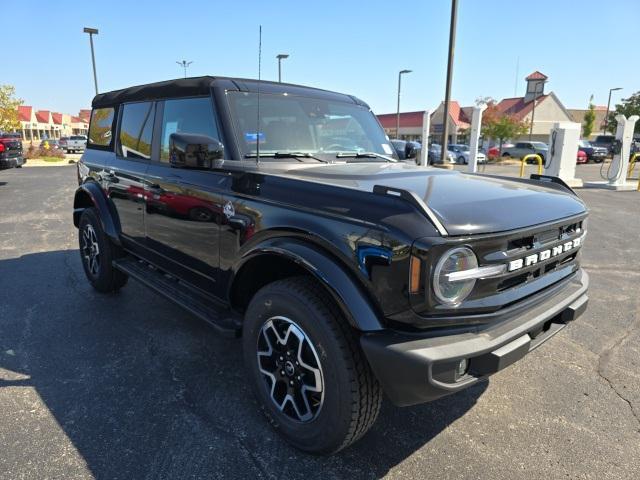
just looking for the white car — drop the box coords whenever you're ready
[448,144,486,164]
[428,144,456,164]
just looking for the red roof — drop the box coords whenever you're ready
[35,110,50,123]
[71,116,87,124]
[526,71,548,81]
[496,95,549,121]
[18,106,32,122]
[376,110,426,129]
[446,101,470,127]
[52,113,63,124]
[79,109,91,120]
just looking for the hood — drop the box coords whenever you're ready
[280,162,586,236]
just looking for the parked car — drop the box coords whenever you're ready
[39,139,63,151]
[447,144,487,164]
[428,143,456,164]
[0,132,25,169]
[502,141,549,163]
[591,135,616,155]
[64,135,87,153]
[576,149,588,164]
[390,139,421,163]
[74,76,588,454]
[577,140,607,163]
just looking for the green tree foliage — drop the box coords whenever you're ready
[481,102,529,153]
[583,95,596,138]
[606,91,640,134]
[0,85,23,132]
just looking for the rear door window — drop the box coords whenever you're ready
[118,102,155,159]
[88,107,115,147]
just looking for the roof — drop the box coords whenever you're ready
[526,71,548,81]
[495,95,549,120]
[446,101,470,127]
[376,111,426,129]
[71,116,87,124]
[79,109,91,120]
[35,110,50,123]
[18,106,32,122]
[52,113,63,124]
[92,76,364,108]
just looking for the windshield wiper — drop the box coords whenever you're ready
[244,151,329,163]
[335,151,397,162]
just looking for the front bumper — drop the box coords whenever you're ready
[361,269,588,407]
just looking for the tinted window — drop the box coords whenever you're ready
[160,97,218,162]
[515,143,527,148]
[118,102,154,159]
[88,107,115,147]
[70,135,86,141]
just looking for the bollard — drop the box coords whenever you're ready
[627,152,639,178]
[520,154,543,177]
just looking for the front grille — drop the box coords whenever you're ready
[410,214,587,318]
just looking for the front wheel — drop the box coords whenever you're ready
[78,208,128,292]
[243,277,382,454]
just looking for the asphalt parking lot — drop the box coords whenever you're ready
[0,164,639,479]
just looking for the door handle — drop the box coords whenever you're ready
[228,216,248,230]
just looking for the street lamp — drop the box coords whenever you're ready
[603,87,623,134]
[528,80,547,140]
[276,54,289,83]
[83,27,99,95]
[440,0,458,163]
[176,60,193,79]
[396,69,412,139]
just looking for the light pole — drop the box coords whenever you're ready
[396,69,412,139]
[440,0,458,163]
[603,87,622,134]
[83,27,99,95]
[276,54,289,83]
[176,60,193,79]
[528,80,547,140]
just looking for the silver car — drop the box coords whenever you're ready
[447,144,487,164]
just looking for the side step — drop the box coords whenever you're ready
[113,257,241,337]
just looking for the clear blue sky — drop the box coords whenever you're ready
[5,0,638,115]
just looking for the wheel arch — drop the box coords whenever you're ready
[229,238,385,332]
[73,181,121,245]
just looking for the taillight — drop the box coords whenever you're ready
[0,143,5,153]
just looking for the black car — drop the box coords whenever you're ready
[591,135,616,155]
[390,139,421,163]
[73,76,589,454]
[578,140,607,163]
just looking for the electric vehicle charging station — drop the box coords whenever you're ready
[585,114,639,190]
[468,105,486,173]
[544,122,583,187]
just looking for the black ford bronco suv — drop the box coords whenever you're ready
[73,77,588,454]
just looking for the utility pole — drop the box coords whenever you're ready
[83,27,99,95]
[176,60,193,79]
[603,87,622,134]
[276,54,289,82]
[396,69,412,139]
[440,0,458,163]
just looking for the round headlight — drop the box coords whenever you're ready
[433,247,478,305]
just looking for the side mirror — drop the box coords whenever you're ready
[169,132,224,169]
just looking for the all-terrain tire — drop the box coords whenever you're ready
[78,207,128,293]
[243,276,382,454]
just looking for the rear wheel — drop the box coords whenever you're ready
[78,208,128,293]
[243,276,382,454]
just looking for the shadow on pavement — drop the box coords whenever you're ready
[0,249,487,479]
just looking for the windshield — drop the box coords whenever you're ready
[531,142,548,148]
[227,92,395,160]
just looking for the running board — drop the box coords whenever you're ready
[113,257,241,337]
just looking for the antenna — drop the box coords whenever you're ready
[256,25,262,164]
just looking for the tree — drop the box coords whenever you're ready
[583,95,595,138]
[481,102,529,153]
[0,85,23,132]
[605,91,640,135]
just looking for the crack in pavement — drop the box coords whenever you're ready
[596,315,640,433]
